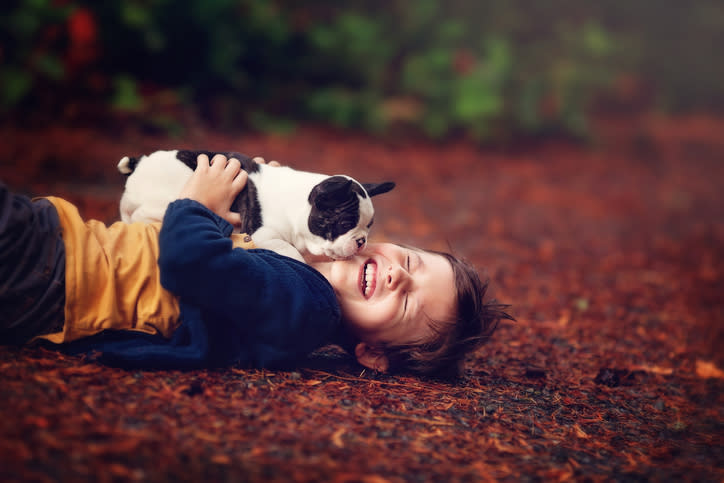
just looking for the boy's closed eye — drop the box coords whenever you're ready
[404,253,410,314]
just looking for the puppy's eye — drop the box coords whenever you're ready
[367,218,374,229]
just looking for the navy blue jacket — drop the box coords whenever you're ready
[64,199,341,369]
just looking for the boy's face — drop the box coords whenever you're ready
[312,243,456,346]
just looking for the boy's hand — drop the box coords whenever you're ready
[253,156,281,167]
[178,154,248,228]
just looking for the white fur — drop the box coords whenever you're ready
[118,150,376,262]
[119,151,194,224]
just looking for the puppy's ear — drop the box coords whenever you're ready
[310,176,357,210]
[362,182,395,197]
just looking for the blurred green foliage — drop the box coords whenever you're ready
[1,0,72,108]
[2,0,723,139]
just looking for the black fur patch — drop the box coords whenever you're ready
[307,176,364,241]
[362,181,395,197]
[176,150,262,233]
[175,150,259,174]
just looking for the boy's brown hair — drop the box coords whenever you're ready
[380,251,513,379]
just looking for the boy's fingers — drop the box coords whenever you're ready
[196,154,209,171]
[226,157,241,176]
[253,156,281,167]
[225,212,242,228]
[231,170,248,193]
[211,154,227,169]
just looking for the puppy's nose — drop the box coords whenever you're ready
[355,237,366,249]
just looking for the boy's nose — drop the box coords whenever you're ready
[386,265,410,291]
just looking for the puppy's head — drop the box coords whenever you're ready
[306,176,395,259]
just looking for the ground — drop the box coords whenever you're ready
[0,114,722,482]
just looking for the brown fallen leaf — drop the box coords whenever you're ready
[696,360,724,379]
[331,427,345,448]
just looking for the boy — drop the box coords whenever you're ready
[1,154,511,377]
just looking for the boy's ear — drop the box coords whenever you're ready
[354,342,389,373]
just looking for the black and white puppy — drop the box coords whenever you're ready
[118,150,395,261]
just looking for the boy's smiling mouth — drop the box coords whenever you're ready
[360,259,377,299]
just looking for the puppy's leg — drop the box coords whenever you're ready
[119,194,138,223]
[128,202,168,224]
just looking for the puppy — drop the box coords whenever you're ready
[118,150,395,261]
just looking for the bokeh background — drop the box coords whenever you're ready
[3,0,724,137]
[1,2,723,482]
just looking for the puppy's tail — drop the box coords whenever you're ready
[117,156,139,175]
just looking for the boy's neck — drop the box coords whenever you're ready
[306,257,333,282]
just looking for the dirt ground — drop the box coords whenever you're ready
[0,114,722,482]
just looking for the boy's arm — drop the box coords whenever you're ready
[158,156,340,358]
[158,198,340,364]
[158,152,274,306]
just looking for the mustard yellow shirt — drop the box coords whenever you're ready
[37,197,255,344]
